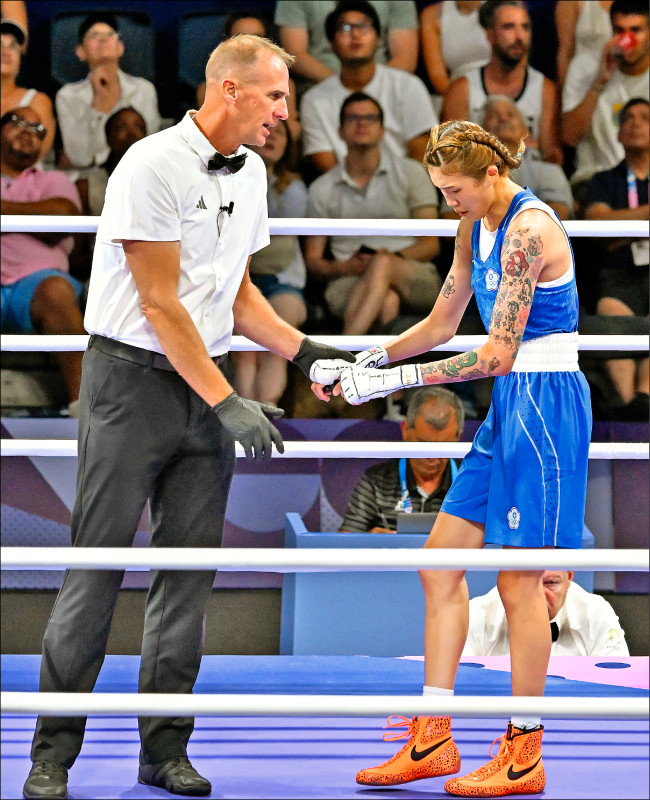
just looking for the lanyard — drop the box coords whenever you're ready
[396,458,459,513]
[627,169,639,210]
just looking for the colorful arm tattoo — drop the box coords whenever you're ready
[419,225,545,384]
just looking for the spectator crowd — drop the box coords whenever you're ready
[1,0,648,421]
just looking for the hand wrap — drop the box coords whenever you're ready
[211,391,284,461]
[339,363,424,405]
[310,345,390,385]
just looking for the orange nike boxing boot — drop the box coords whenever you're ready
[444,722,545,797]
[356,716,461,786]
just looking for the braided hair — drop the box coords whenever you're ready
[423,119,525,182]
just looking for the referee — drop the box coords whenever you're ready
[23,35,353,800]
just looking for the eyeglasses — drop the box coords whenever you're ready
[84,30,121,43]
[8,113,47,140]
[343,113,382,124]
[336,20,374,34]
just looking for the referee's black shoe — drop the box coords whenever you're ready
[23,761,68,799]
[138,757,212,796]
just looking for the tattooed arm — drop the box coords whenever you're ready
[417,211,547,385]
[337,212,552,404]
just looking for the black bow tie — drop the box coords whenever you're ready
[207,151,247,174]
[550,621,560,642]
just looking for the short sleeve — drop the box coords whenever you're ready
[307,175,331,219]
[101,156,181,243]
[532,163,575,211]
[274,1,308,28]
[400,74,439,139]
[562,52,599,113]
[40,171,83,212]
[385,0,419,28]
[300,85,337,156]
[402,159,439,210]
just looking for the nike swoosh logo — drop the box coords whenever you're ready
[507,757,542,781]
[411,737,452,761]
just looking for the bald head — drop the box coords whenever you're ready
[481,95,528,149]
[205,34,294,86]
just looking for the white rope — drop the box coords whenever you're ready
[1,215,648,238]
[1,439,647,459]
[1,333,648,353]
[1,691,646,719]
[1,546,646,572]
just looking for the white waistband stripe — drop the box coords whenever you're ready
[512,333,579,372]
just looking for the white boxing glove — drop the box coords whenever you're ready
[310,345,390,384]
[340,363,424,405]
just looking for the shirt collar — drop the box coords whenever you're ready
[337,149,391,188]
[180,111,247,173]
[550,601,568,630]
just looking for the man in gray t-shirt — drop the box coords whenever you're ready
[275,0,419,93]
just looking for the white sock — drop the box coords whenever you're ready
[510,715,541,730]
[423,685,454,696]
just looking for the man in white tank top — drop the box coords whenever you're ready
[442,0,562,164]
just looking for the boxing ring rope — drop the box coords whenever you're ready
[1,215,648,237]
[2,692,646,720]
[1,439,647,459]
[1,215,648,725]
[2,546,646,572]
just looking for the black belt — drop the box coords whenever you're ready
[89,334,222,372]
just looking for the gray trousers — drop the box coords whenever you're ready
[31,338,235,767]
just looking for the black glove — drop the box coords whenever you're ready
[211,391,285,461]
[292,336,356,380]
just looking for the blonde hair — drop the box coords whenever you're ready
[423,119,525,182]
[205,34,295,84]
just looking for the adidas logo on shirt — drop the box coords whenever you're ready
[196,196,207,210]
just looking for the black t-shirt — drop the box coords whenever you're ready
[584,160,649,272]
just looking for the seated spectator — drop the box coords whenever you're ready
[584,97,649,420]
[0,108,84,416]
[442,0,562,164]
[75,106,147,216]
[1,18,55,162]
[555,0,613,91]
[300,0,437,175]
[464,570,630,656]
[55,11,161,169]
[561,0,649,193]
[340,386,464,532]
[231,119,308,407]
[275,0,419,97]
[418,1,491,98]
[195,12,301,143]
[481,95,574,219]
[305,92,442,335]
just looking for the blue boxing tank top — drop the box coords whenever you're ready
[471,188,579,341]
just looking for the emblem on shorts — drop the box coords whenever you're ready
[485,268,499,291]
[507,507,521,529]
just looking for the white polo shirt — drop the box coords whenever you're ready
[84,112,270,356]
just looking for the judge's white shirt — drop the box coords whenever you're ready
[463,582,629,657]
[84,112,269,356]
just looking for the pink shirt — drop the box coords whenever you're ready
[1,167,82,285]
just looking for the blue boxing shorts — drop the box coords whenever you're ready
[441,334,592,549]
